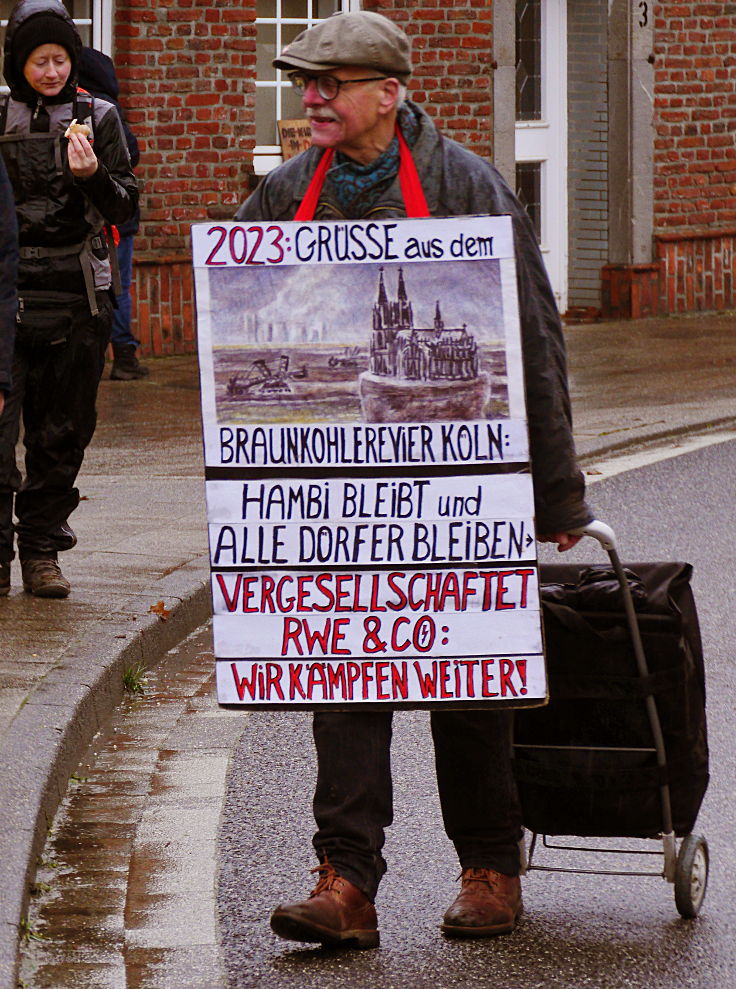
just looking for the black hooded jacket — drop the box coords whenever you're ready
[0,0,138,295]
[78,46,140,237]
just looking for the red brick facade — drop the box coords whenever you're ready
[657,227,736,314]
[114,0,257,354]
[112,0,495,355]
[653,2,736,231]
[365,0,493,160]
[650,2,736,314]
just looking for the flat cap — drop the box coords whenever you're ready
[273,11,412,82]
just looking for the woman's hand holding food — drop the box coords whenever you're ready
[65,121,98,178]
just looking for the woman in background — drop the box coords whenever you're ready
[0,0,137,597]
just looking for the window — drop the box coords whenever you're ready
[515,0,541,122]
[515,161,541,241]
[254,0,359,174]
[1,0,112,88]
[515,0,543,242]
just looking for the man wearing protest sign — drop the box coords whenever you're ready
[235,10,592,948]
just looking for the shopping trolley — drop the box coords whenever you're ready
[513,522,709,918]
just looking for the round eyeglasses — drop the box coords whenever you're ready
[289,72,388,102]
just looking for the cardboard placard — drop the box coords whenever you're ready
[192,215,546,709]
[277,119,312,159]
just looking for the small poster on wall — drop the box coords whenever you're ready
[192,215,546,709]
[277,119,313,159]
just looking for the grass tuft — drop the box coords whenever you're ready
[122,660,149,695]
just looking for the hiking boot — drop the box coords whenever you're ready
[441,868,522,938]
[0,561,9,596]
[111,344,150,380]
[270,862,379,949]
[21,557,71,599]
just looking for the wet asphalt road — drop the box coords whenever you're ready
[217,438,736,989]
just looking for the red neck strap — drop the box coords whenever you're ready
[293,125,430,222]
[395,125,430,218]
[293,148,335,221]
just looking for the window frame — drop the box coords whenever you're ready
[254,0,360,174]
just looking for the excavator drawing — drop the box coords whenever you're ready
[226,355,308,399]
[328,346,365,369]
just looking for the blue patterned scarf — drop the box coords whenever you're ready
[325,104,420,218]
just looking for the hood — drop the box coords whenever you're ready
[3,0,82,104]
[78,46,119,102]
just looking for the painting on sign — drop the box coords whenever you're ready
[206,260,509,425]
[192,215,545,710]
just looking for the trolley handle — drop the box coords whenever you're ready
[569,518,676,856]
[569,520,640,661]
[571,519,618,552]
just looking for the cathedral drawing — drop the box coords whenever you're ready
[368,268,481,382]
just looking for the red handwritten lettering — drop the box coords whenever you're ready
[495,570,516,610]
[307,662,328,699]
[391,661,409,699]
[265,662,285,701]
[217,574,241,612]
[481,659,499,698]
[413,661,438,698]
[499,658,518,696]
[230,662,257,701]
[288,664,307,700]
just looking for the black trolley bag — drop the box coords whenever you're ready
[512,522,710,917]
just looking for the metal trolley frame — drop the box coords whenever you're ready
[517,521,709,918]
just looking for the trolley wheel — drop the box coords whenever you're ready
[674,834,709,918]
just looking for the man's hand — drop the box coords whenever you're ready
[67,131,98,179]
[0,393,4,416]
[538,532,583,553]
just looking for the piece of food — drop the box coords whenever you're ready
[64,118,92,139]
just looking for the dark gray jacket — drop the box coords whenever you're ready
[236,103,592,534]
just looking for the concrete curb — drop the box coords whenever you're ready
[575,416,736,465]
[0,557,212,989]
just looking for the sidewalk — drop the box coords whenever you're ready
[1,312,735,988]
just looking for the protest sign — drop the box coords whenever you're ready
[192,216,547,709]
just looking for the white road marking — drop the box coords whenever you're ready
[582,428,736,484]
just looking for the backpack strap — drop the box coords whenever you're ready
[73,89,95,141]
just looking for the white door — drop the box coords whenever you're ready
[515,0,568,311]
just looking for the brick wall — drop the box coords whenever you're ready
[364,0,493,160]
[110,1,494,356]
[653,2,736,233]
[657,228,736,313]
[113,0,257,355]
[652,2,736,313]
[567,0,608,310]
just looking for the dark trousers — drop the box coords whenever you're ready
[111,234,138,350]
[312,708,522,902]
[0,295,111,562]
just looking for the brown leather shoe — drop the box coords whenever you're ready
[441,867,522,938]
[270,862,379,949]
[21,557,70,598]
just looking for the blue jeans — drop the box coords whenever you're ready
[312,708,522,901]
[111,234,138,350]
